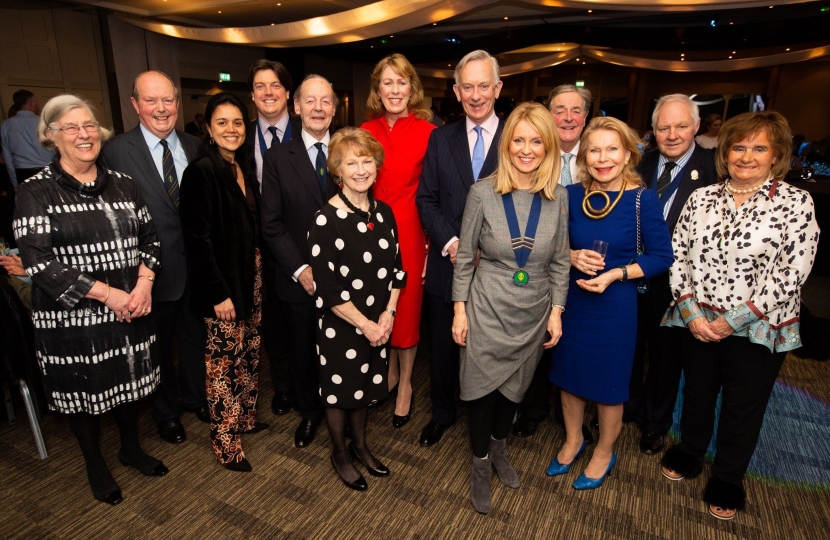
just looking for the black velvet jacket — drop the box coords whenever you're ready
[180,154,261,320]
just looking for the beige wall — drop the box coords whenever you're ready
[774,58,830,141]
[0,6,111,127]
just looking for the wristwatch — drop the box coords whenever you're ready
[618,266,628,282]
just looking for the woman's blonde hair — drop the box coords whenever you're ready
[327,127,385,180]
[576,116,644,188]
[38,94,112,151]
[715,111,792,182]
[492,102,561,200]
[365,54,432,122]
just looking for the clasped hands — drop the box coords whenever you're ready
[689,316,734,342]
[572,249,616,294]
[106,279,153,323]
[361,311,394,347]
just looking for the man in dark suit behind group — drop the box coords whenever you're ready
[101,70,207,444]
[627,93,717,455]
[245,59,303,418]
[261,74,339,448]
[415,50,504,447]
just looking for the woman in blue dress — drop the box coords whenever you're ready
[547,117,673,489]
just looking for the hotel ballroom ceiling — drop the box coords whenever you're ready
[61,0,830,72]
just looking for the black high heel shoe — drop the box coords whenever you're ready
[117,449,169,476]
[330,453,368,491]
[348,443,390,477]
[93,488,124,506]
[392,392,413,429]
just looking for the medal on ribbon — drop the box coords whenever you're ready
[502,192,542,287]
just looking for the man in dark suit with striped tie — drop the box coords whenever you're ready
[101,71,205,444]
[416,50,504,447]
[628,94,716,455]
[245,59,302,418]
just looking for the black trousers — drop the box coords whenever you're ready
[628,273,685,435]
[282,300,323,422]
[426,292,459,426]
[262,295,294,397]
[517,348,564,424]
[467,390,519,458]
[150,285,206,422]
[675,331,785,485]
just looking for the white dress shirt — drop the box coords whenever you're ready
[253,111,290,187]
[139,124,189,186]
[443,112,499,257]
[293,128,331,280]
[560,140,580,185]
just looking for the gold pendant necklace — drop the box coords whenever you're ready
[582,180,627,220]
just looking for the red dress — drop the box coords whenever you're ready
[361,114,435,349]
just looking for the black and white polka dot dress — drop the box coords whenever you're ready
[308,200,407,409]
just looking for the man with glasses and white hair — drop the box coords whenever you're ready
[628,93,716,455]
[416,50,504,447]
[512,84,594,442]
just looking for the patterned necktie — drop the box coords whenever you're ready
[158,139,180,207]
[561,153,574,186]
[471,126,485,181]
[314,142,328,195]
[657,161,677,198]
[267,126,279,148]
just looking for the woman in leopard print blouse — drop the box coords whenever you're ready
[660,111,820,520]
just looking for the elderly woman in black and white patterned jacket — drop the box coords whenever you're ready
[659,111,820,520]
[14,94,166,507]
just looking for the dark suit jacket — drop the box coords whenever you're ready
[637,143,717,319]
[244,115,302,162]
[101,126,201,302]
[637,143,717,235]
[416,117,504,302]
[179,155,261,320]
[261,133,338,304]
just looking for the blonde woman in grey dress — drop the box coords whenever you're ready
[452,102,570,514]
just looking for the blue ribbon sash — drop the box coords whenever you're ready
[502,191,543,286]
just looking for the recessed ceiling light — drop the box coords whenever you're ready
[732,51,736,54]
[504,17,508,20]
[786,48,791,51]
[681,58,685,61]
[271,23,275,25]
[582,62,586,65]
[769,5,773,8]
[433,23,437,26]
[217,10,221,13]
[588,9,592,13]
[576,58,580,61]
[448,64,451,67]
[390,35,393,38]
[370,45,374,48]
[729,21,734,25]
[729,56,733,59]
[681,53,685,56]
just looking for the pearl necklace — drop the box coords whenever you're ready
[725,179,765,194]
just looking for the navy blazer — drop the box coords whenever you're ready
[244,114,302,163]
[637,143,717,235]
[416,117,504,302]
[260,133,338,304]
[101,126,202,302]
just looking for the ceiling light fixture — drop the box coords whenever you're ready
[728,55,733,58]
[504,17,509,20]
[729,21,734,25]
[786,48,791,51]
[217,10,221,13]
[433,23,437,26]
[588,9,593,13]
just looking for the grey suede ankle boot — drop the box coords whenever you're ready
[471,455,492,514]
[489,437,520,488]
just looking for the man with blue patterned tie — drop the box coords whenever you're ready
[101,71,206,444]
[513,84,593,440]
[416,50,504,447]
[261,74,338,448]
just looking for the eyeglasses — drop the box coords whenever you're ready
[51,122,100,136]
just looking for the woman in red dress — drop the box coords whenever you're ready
[361,54,435,428]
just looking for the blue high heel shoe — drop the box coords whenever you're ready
[545,440,588,477]
[572,452,617,490]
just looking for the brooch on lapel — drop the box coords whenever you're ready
[691,170,699,181]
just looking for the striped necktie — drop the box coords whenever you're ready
[657,161,677,198]
[159,139,180,207]
[561,153,574,186]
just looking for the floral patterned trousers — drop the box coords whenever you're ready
[204,252,262,465]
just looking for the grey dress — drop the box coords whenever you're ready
[452,179,570,402]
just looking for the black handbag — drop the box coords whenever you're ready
[633,187,649,294]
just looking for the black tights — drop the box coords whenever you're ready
[68,401,154,495]
[468,390,519,459]
[326,406,380,481]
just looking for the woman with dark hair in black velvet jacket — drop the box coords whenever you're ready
[180,92,267,472]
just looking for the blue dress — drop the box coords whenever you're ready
[550,184,673,404]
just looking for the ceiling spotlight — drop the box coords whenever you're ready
[504,17,509,20]
[729,21,734,25]
[448,64,451,67]
[732,51,736,54]
[271,23,274,25]
[433,23,437,26]
[390,35,393,38]
[582,62,586,65]
[786,48,791,51]
[769,5,773,7]
[729,56,733,59]
[681,58,685,61]
[588,9,593,13]
[681,53,685,56]
[370,46,374,48]
[217,10,221,13]
[576,58,580,61]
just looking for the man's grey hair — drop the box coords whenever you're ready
[547,85,592,112]
[453,50,500,86]
[38,94,112,151]
[293,74,340,110]
[132,70,180,102]
[652,94,700,127]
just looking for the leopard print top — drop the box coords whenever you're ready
[662,177,820,352]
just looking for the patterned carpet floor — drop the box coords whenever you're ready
[2,280,830,539]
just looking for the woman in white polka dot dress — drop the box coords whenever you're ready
[308,128,406,491]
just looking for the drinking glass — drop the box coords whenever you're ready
[591,240,609,260]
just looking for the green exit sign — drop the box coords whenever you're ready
[219,73,231,82]
[575,80,585,87]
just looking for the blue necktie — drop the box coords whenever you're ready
[561,153,574,186]
[472,126,485,181]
